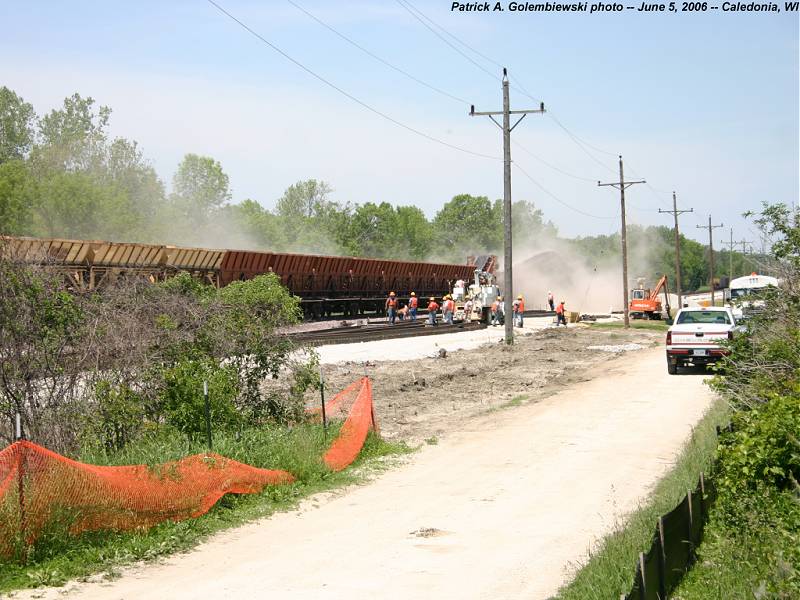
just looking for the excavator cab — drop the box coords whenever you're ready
[631,289,648,300]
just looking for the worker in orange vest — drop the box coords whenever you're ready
[443,294,455,325]
[408,292,418,321]
[556,300,567,327]
[427,297,439,325]
[385,291,398,325]
[513,294,525,328]
[491,295,503,327]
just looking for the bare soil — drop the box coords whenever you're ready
[314,325,662,445]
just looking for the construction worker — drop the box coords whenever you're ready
[408,292,418,321]
[547,291,555,311]
[463,297,473,322]
[490,295,502,327]
[427,297,439,325]
[398,304,409,321]
[385,291,398,325]
[443,294,455,325]
[513,294,525,328]
[556,300,567,326]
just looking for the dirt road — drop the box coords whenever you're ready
[20,345,715,600]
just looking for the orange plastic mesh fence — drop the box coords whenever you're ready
[323,377,378,471]
[0,378,377,557]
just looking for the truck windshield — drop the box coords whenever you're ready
[676,311,731,325]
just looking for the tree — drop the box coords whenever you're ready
[0,160,34,234]
[275,179,333,220]
[0,87,36,163]
[433,194,502,260]
[36,93,110,171]
[512,199,557,248]
[395,205,434,260]
[170,154,231,228]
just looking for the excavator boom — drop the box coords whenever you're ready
[650,275,668,300]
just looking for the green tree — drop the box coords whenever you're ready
[0,87,36,163]
[395,205,434,259]
[0,160,34,234]
[36,93,110,171]
[275,179,333,220]
[170,153,231,228]
[433,194,502,260]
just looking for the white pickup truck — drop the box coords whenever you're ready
[666,306,736,374]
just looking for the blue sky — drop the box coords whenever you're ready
[2,1,797,244]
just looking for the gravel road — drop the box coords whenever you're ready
[14,344,715,600]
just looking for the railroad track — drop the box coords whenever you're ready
[287,319,487,346]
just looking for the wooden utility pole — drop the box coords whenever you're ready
[470,68,545,345]
[658,191,693,310]
[697,217,724,304]
[721,228,737,285]
[598,156,645,328]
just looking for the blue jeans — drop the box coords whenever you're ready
[388,308,396,324]
[410,307,417,321]
[444,310,453,325]
[515,312,523,327]
[428,312,437,325]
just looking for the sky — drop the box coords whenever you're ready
[1,0,798,245]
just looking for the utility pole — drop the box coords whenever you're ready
[697,216,724,304]
[598,156,645,329]
[658,191,693,310]
[721,227,734,285]
[470,68,545,345]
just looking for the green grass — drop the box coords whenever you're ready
[673,485,800,599]
[0,426,410,594]
[552,398,730,600]
[589,320,669,331]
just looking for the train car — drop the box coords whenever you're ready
[1,235,493,319]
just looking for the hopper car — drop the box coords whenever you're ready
[1,236,495,319]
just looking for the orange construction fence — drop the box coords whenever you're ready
[0,377,377,559]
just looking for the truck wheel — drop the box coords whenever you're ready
[667,359,678,375]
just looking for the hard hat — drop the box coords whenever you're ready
[410,291,415,296]
[430,296,435,301]
[517,294,523,299]
[389,291,396,296]
[496,295,501,300]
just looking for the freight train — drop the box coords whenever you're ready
[1,235,495,319]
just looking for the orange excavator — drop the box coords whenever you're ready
[629,275,671,320]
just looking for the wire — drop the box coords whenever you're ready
[512,140,599,183]
[513,162,617,220]
[285,0,470,106]
[394,0,500,82]
[548,113,619,175]
[205,0,500,161]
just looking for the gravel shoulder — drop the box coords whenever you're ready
[9,326,716,600]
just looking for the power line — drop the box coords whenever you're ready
[515,162,616,220]
[285,0,470,106]
[512,139,599,183]
[205,0,500,161]
[395,0,499,82]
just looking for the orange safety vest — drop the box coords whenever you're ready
[444,299,454,312]
[386,297,397,308]
[409,297,418,309]
[517,300,525,312]
[428,301,439,312]
[556,303,564,314]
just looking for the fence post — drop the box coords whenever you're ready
[15,412,27,563]
[657,517,667,599]
[319,365,327,437]
[637,552,646,600]
[203,380,212,451]
[686,487,696,565]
